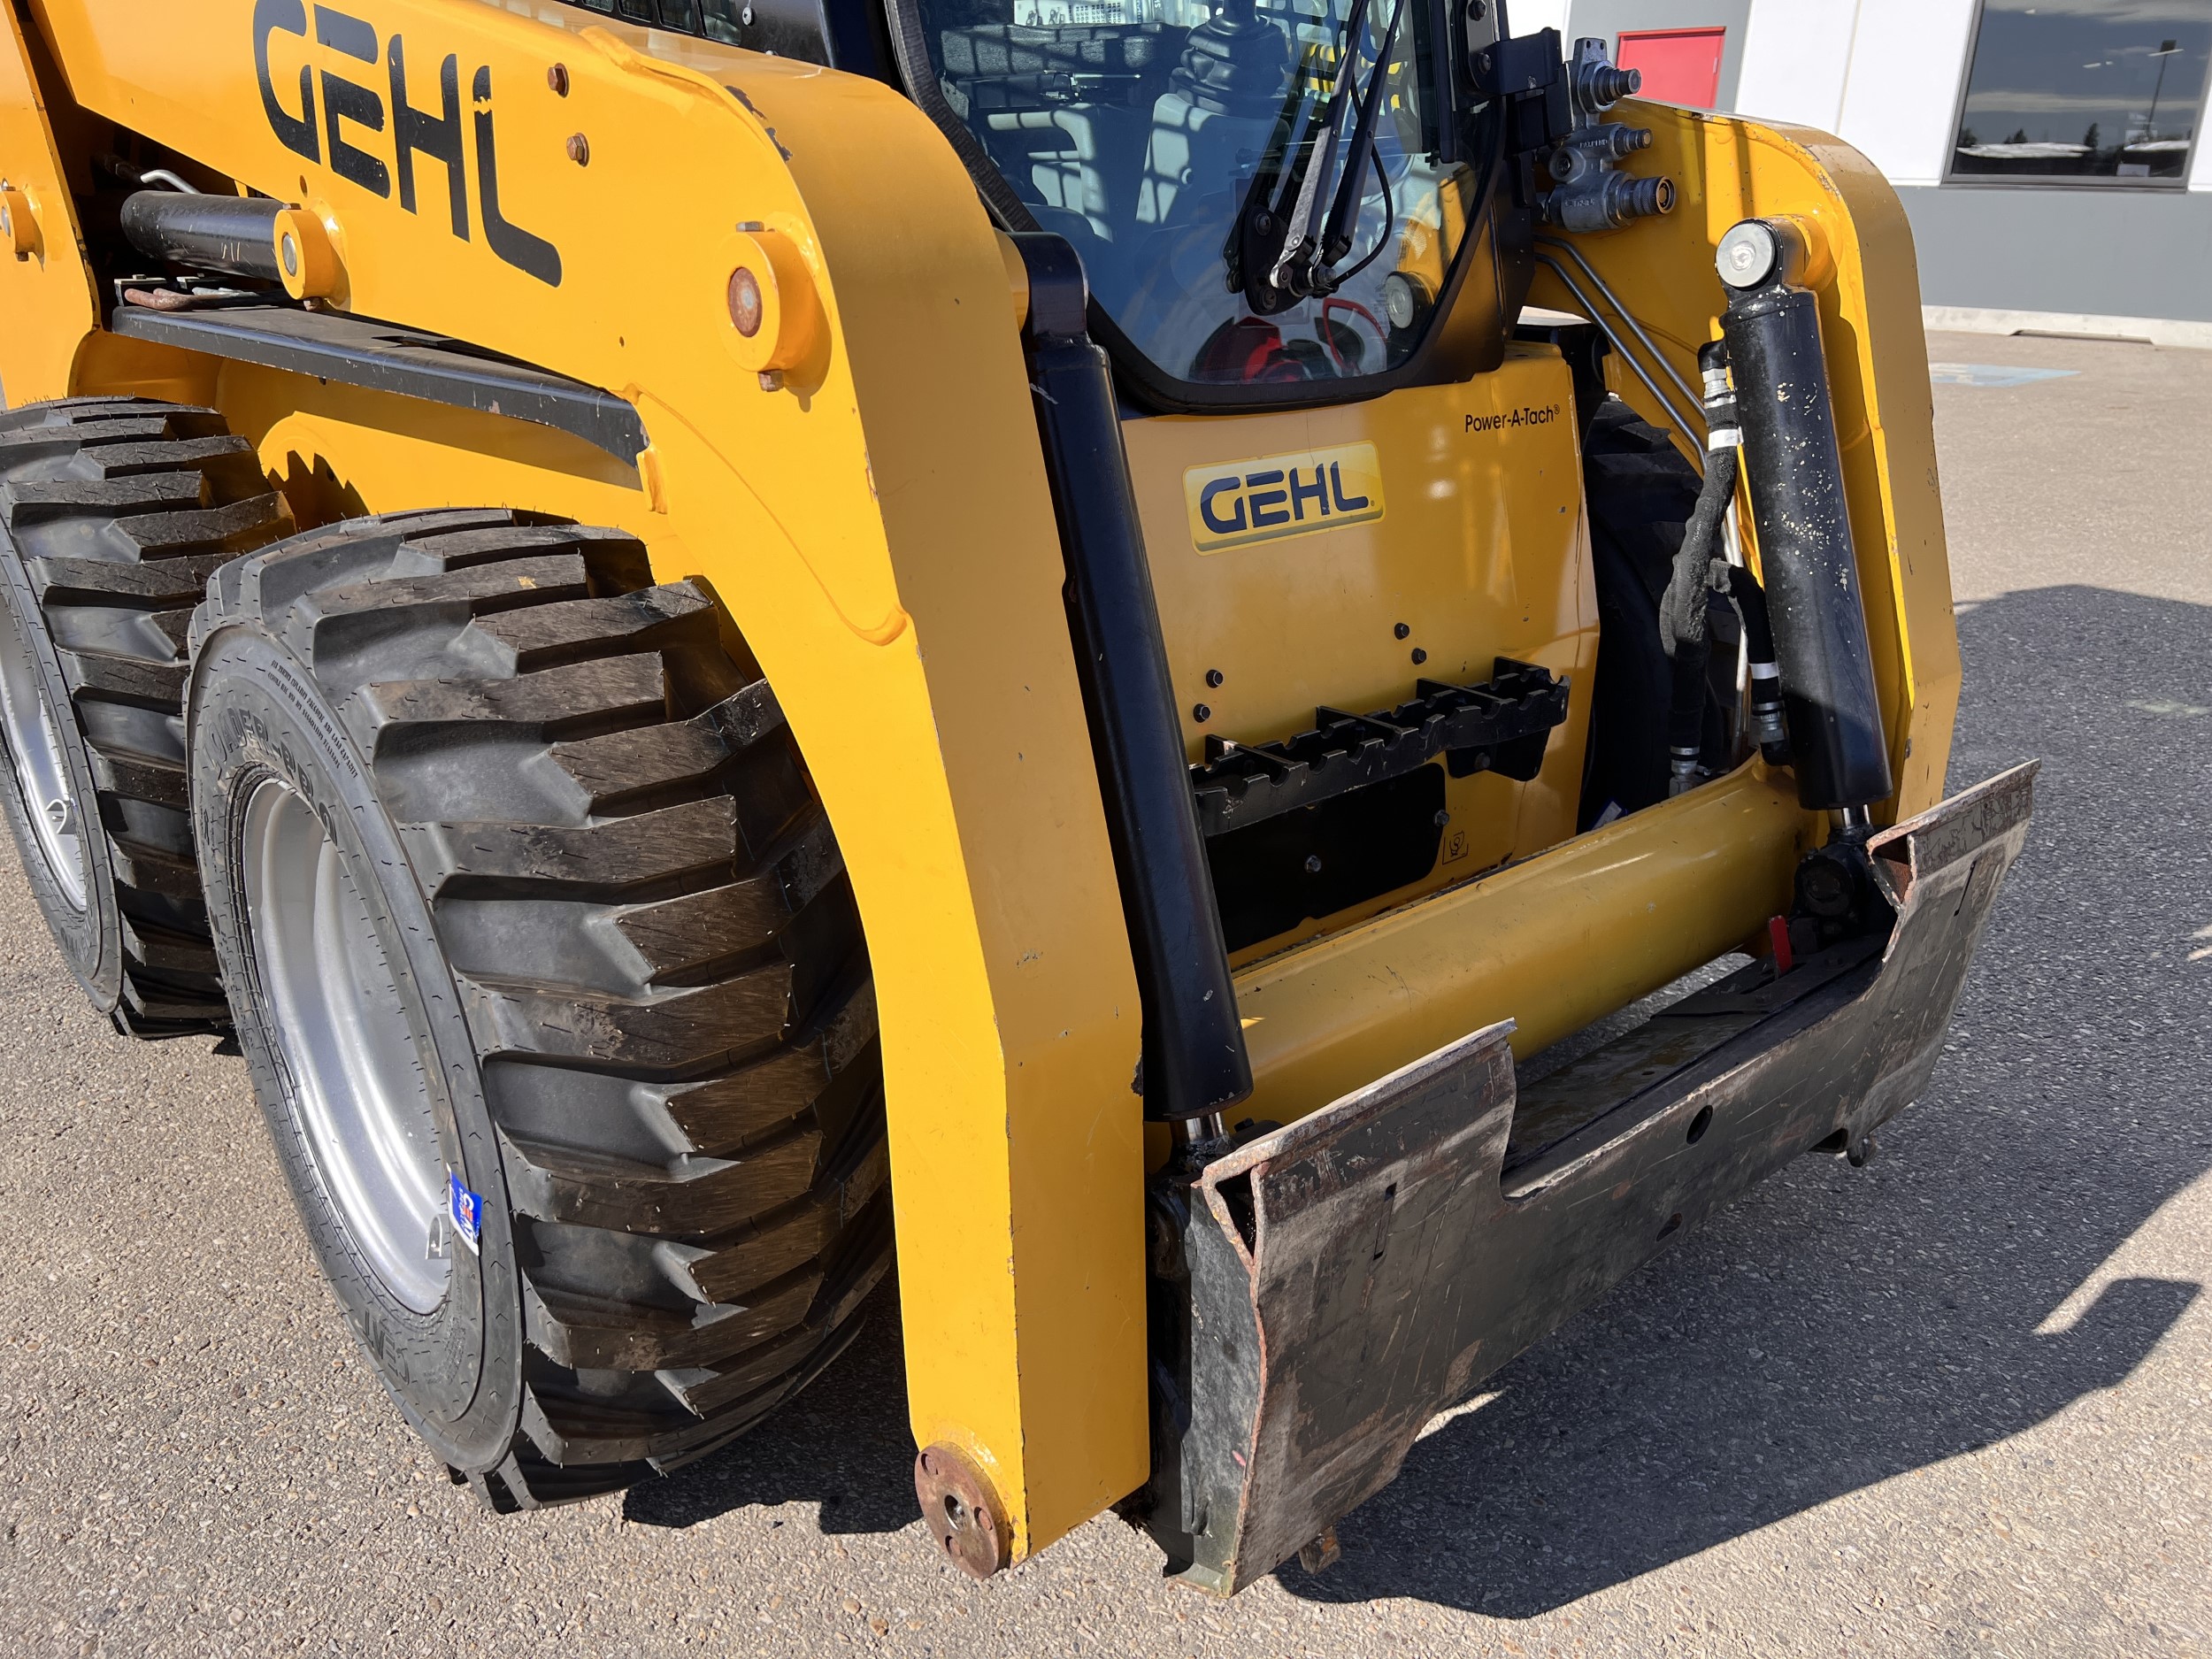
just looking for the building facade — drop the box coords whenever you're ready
[1514,0,2212,344]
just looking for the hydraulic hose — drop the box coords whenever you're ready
[1698,340,1791,768]
[1658,442,1735,794]
[1661,341,1793,792]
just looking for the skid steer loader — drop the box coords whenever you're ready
[0,0,2031,1593]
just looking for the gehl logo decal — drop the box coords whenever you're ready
[1183,442,1386,554]
[254,0,560,286]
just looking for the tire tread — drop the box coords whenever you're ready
[196,509,889,1502]
[0,397,288,1033]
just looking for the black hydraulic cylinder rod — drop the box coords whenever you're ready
[1009,234,1254,1124]
[119,190,282,281]
[1720,265,1893,811]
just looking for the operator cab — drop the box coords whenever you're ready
[899,0,1501,399]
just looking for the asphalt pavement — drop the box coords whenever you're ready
[2,328,2208,1657]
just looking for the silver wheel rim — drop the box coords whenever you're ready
[243,777,452,1313]
[0,603,89,910]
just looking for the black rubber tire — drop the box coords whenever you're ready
[0,396,288,1033]
[188,509,891,1508]
[1577,397,1740,829]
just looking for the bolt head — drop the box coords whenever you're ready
[727,266,764,337]
[566,133,590,165]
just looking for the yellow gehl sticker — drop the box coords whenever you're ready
[1184,441,1385,554]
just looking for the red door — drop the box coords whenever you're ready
[1616,27,1726,109]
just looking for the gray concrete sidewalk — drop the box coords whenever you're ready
[1,331,2207,1657]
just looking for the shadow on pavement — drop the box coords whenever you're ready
[623,1285,918,1535]
[641,587,2211,1613]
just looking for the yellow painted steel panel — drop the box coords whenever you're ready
[1125,350,1595,954]
[0,8,96,403]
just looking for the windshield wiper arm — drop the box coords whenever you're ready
[1267,0,1402,300]
[1264,0,1373,296]
[1317,0,1405,269]
[1227,0,1373,313]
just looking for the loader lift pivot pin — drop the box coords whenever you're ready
[915,1441,1013,1579]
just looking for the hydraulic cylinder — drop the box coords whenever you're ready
[1718,222,1893,811]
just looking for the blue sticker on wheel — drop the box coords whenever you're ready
[449,1171,483,1256]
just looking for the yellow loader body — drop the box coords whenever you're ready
[0,0,2012,1582]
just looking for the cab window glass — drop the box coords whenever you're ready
[915,0,1486,388]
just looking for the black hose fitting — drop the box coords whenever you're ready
[1571,54,1640,113]
[1698,339,1738,448]
[1724,565,1792,765]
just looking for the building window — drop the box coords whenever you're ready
[1950,1,2211,183]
